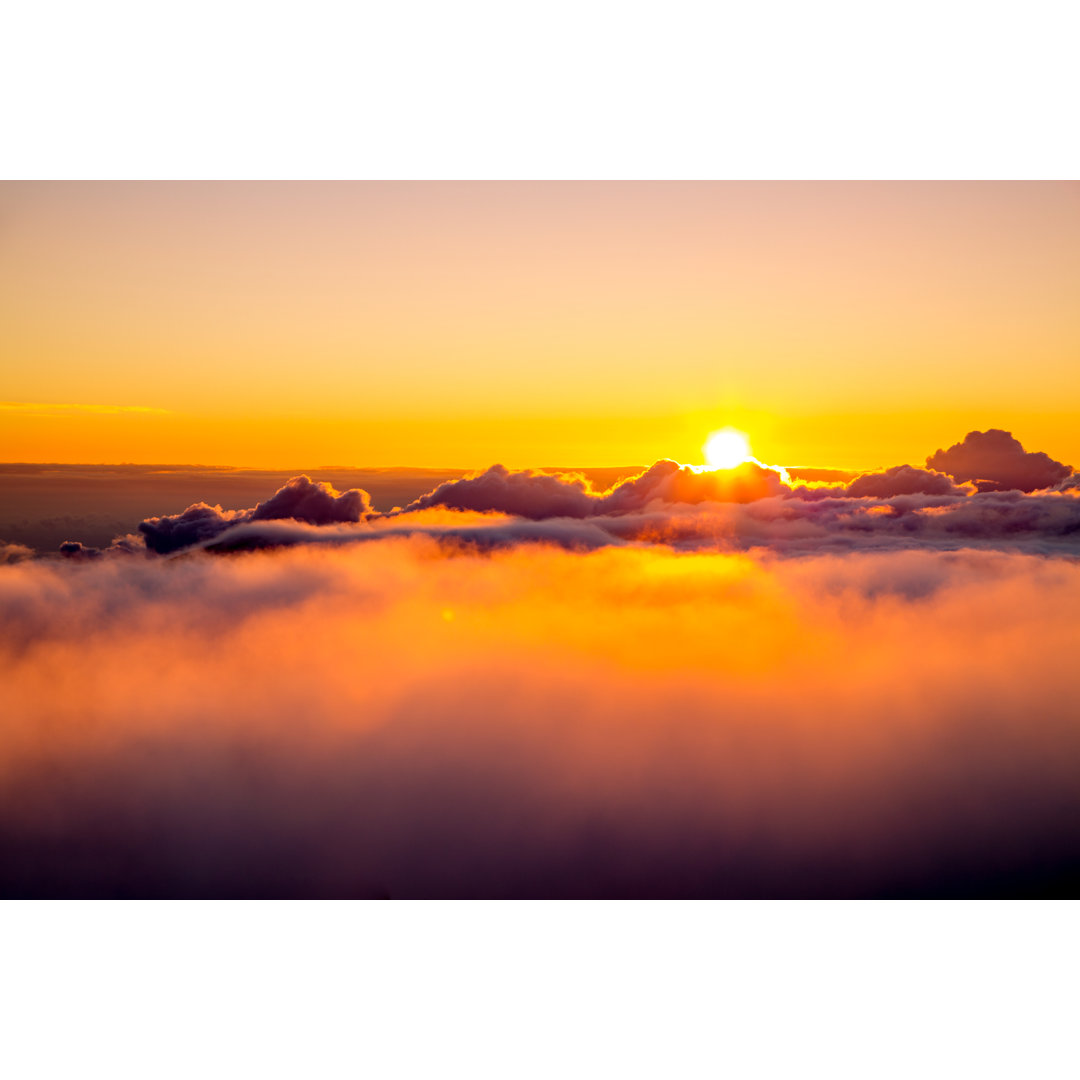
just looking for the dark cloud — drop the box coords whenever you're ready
[139,476,373,554]
[139,502,247,554]
[59,540,102,559]
[249,475,372,524]
[926,429,1072,492]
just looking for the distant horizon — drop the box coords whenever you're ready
[0,457,865,473]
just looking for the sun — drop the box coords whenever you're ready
[704,428,753,470]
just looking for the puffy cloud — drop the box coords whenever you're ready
[844,464,962,498]
[1,541,1079,897]
[0,541,34,565]
[249,475,371,524]
[139,475,372,554]
[59,540,102,559]
[139,502,248,554]
[404,464,598,519]
[155,485,1080,560]
[8,432,1079,560]
[0,463,472,553]
[599,459,789,510]
[926,429,1072,492]
[402,459,790,520]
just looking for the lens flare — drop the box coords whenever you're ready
[704,428,752,470]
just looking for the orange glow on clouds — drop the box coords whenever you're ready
[3,538,1080,896]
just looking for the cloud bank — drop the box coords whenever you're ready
[1,540,1078,898]
[14,429,1049,562]
[400,459,789,519]
[119,435,1079,559]
[1,428,1077,897]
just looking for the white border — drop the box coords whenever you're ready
[3,1,1078,178]
[2,901,1075,1078]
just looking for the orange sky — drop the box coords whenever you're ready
[2,181,1077,469]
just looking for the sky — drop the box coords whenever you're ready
[3,181,1078,469]
[3,181,1080,900]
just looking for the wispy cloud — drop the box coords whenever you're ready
[0,401,170,416]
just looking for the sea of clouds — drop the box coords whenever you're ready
[1,429,1078,897]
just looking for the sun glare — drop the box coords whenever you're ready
[704,428,752,470]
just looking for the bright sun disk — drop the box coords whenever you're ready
[704,428,752,470]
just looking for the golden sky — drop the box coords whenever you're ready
[2,181,1077,469]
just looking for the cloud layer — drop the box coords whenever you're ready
[126,452,1080,561]
[400,459,790,519]
[3,428,1072,561]
[1,540,1079,897]
[2,428,1078,897]
[13,429,1049,562]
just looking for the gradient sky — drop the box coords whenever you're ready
[2,181,1077,469]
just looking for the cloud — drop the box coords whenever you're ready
[402,460,790,520]
[402,464,598,519]
[598,459,789,510]
[844,464,962,498]
[604,490,1080,556]
[249,475,371,524]
[2,541,1079,897]
[926,429,1073,492]
[59,540,102,559]
[150,483,1080,560]
[202,515,621,555]
[0,542,34,564]
[139,475,373,554]
[139,502,249,554]
[0,401,170,415]
[6,433,1078,896]
[4,430,1076,561]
